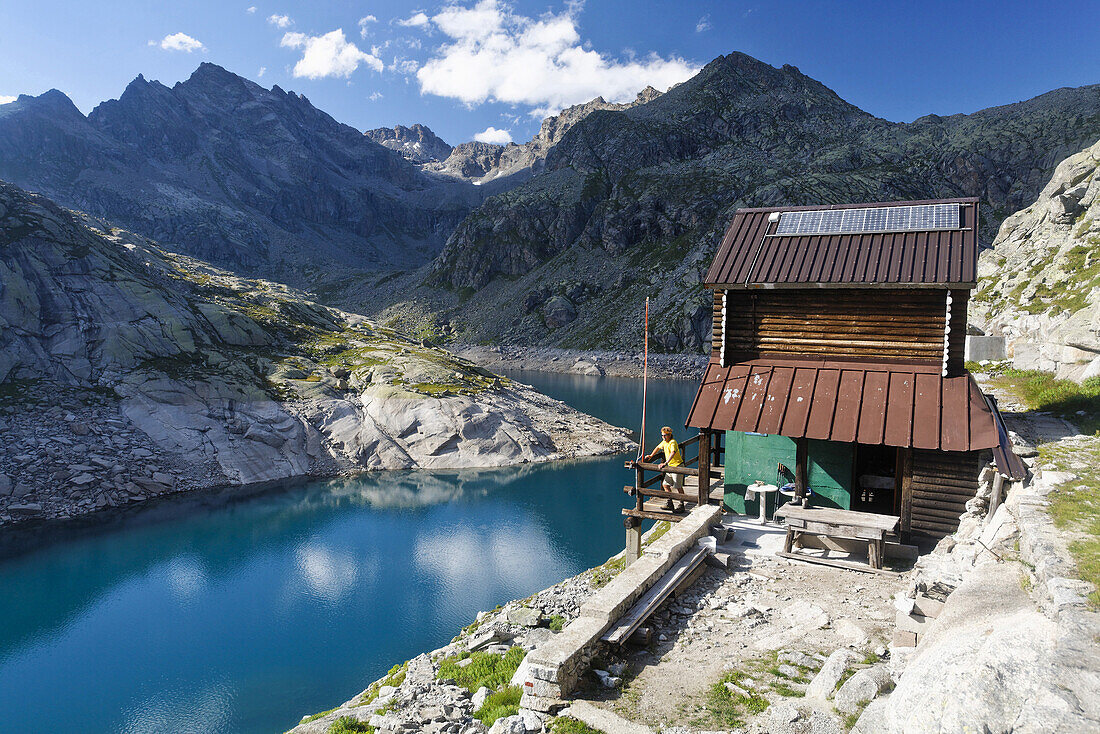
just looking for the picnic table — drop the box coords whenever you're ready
[774,505,900,572]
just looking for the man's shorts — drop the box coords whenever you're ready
[664,470,684,492]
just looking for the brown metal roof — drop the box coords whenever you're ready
[705,198,979,288]
[685,357,1000,453]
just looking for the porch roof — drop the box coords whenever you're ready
[685,358,1000,454]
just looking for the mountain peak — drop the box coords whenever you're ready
[365,123,453,164]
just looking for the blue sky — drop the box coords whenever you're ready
[1,1,1098,146]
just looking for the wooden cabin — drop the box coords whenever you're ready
[626,198,1025,545]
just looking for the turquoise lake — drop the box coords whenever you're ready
[0,370,697,733]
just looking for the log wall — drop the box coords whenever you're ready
[712,288,960,364]
[904,449,981,538]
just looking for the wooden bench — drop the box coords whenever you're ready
[774,505,900,573]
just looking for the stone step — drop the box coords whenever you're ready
[558,701,654,734]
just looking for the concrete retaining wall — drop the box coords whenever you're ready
[964,335,1006,362]
[520,504,723,712]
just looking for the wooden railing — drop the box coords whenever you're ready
[622,430,724,522]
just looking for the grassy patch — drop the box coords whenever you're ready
[548,614,566,632]
[1038,439,1100,606]
[353,661,408,708]
[590,522,671,589]
[590,555,626,588]
[327,716,375,733]
[437,647,526,692]
[702,670,770,728]
[473,686,522,725]
[550,716,606,734]
[990,370,1100,435]
[298,707,336,724]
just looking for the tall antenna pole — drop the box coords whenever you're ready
[638,297,649,460]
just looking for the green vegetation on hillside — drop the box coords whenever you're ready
[436,647,526,692]
[1038,440,1100,607]
[989,369,1100,435]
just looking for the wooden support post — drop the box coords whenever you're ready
[625,516,642,566]
[698,429,711,506]
[900,449,913,544]
[783,526,796,553]
[635,463,645,514]
[795,437,808,504]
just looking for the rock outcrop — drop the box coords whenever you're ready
[855,439,1100,733]
[0,181,632,526]
[424,88,664,186]
[364,123,454,164]
[970,138,1100,378]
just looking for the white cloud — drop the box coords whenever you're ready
[416,0,698,117]
[280,29,384,78]
[695,14,711,33]
[268,13,292,28]
[369,91,384,101]
[246,6,256,13]
[257,66,267,77]
[390,56,420,75]
[358,15,378,37]
[474,126,512,144]
[0,95,17,105]
[159,33,205,52]
[397,11,430,27]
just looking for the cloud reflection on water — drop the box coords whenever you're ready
[120,678,234,734]
[295,544,360,604]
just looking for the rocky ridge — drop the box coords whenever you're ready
[421,87,664,186]
[970,138,1100,379]
[370,54,1100,353]
[0,181,633,526]
[365,123,455,164]
[0,63,482,285]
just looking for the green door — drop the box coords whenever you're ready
[806,439,854,509]
[724,431,797,515]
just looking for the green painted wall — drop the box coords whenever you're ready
[723,432,854,514]
[806,439,853,510]
[723,431,796,516]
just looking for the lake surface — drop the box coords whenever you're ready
[0,370,697,734]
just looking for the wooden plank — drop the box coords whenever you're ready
[831,369,866,444]
[733,366,773,433]
[856,370,889,445]
[912,506,966,521]
[777,505,900,531]
[602,546,710,644]
[805,369,840,440]
[623,508,684,522]
[884,371,915,446]
[940,377,969,452]
[900,448,913,541]
[756,366,794,435]
[777,551,901,577]
[711,367,750,430]
[912,373,942,450]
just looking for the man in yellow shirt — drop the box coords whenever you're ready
[644,426,685,512]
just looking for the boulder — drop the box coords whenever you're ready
[834,666,892,714]
[806,649,856,699]
[506,606,544,628]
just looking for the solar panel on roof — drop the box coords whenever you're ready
[775,203,960,236]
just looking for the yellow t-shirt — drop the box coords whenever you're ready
[657,439,684,467]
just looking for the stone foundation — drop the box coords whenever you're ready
[520,503,723,712]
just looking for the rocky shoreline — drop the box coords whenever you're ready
[453,345,708,380]
[0,377,634,530]
[0,182,635,531]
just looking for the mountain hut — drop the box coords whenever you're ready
[626,198,1026,557]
